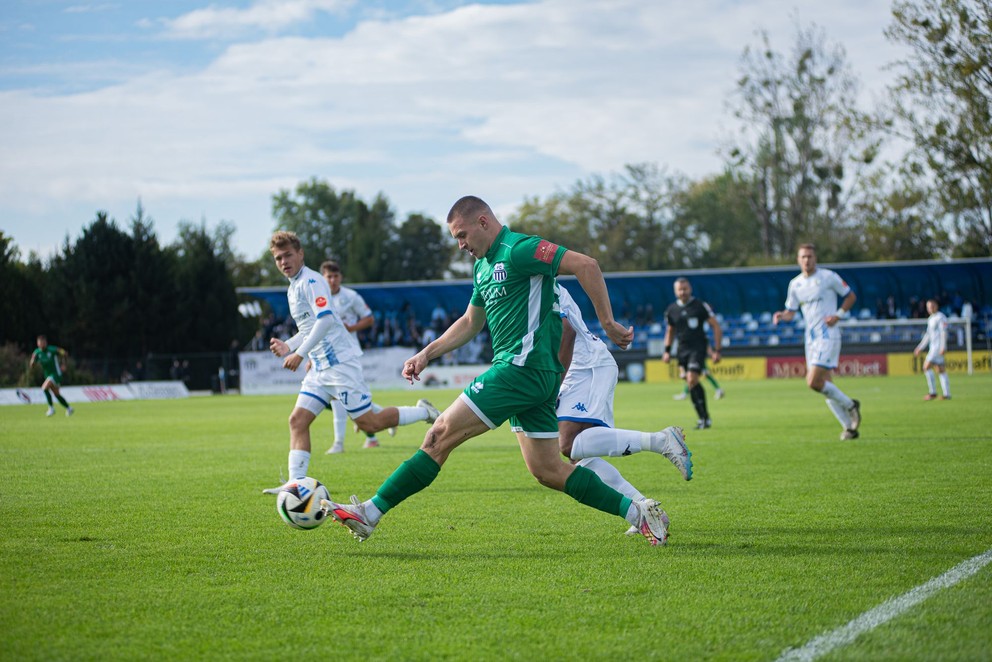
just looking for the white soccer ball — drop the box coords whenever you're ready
[276,477,331,530]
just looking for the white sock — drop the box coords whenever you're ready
[397,406,428,425]
[570,427,650,460]
[826,400,852,429]
[624,502,641,526]
[939,373,951,397]
[331,399,348,443]
[288,449,310,481]
[362,499,383,525]
[925,370,936,395]
[821,381,854,409]
[576,457,645,501]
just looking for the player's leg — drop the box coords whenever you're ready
[322,396,489,540]
[262,374,327,494]
[519,433,669,546]
[41,377,55,415]
[808,339,860,433]
[685,354,710,428]
[922,359,938,399]
[327,399,348,454]
[934,361,951,398]
[705,369,724,399]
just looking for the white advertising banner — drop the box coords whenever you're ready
[237,349,487,395]
[0,381,189,406]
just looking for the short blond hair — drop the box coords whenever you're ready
[269,231,301,252]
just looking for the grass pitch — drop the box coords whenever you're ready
[1,374,991,661]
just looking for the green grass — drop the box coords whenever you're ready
[2,374,991,661]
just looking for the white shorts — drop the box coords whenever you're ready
[556,365,617,428]
[925,348,945,366]
[295,359,373,418]
[806,336,842,370]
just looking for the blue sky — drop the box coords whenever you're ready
[1,0,905,261]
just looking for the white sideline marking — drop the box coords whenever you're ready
[776,548,992,662]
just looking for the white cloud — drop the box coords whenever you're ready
[0,0,905,258]
[162,0,355,39]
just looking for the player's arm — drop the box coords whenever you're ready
[772,309,796,324]
[559,316,577,375]
[662,324,675,363]
[403,304,486,383]
[348,314,374,334]
[557,251,632,350]
[707,315,723,363]
[58,347,68,371]
[826,291,857,327]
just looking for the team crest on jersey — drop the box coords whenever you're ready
[492,262,507,282]
[315,296,327,307]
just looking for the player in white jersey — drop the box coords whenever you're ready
[914,298,951,400]
[556,283,691,534]
[773,243,862,440]
[262,232,439,494]
[320,260,395,453]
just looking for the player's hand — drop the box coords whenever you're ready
[403,352,428,384]
[662,352,671,364]
[605,321,634,350]
[269,337,289,357]
[913,348,921,356]
[825,315,840,327]
[711,348,722,364]
[282,353,304,371]
[772,311,783,325]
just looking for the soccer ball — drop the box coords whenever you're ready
[276,477,330,530]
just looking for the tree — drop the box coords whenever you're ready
[508,164,683,271]
[0,232,48,348]
[669,171,764,267]
[886,0,992,256]
[170,221,240,352]
[386,213,452,281]
[728,23,881,259]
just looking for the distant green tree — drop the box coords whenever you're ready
[0,232,48,348]
[386,213,452,281]
[170,221,240,352]
[886,0,992,256]
[670,171,764,267]
[728,23,881,259]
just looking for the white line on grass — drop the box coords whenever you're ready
[776,548,992,662]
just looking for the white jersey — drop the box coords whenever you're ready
[330,285,372,347]
[784,267,851,343]
[287,265,361,371]
[916,311,948,354]
[558,284,616,371]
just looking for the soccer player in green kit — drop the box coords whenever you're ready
[29,335,74,417]
[322,196,673,546]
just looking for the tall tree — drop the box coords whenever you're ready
[386,213,452,281]
[670,171,764,267]
[728,23,880,259]
[886,0,992,256]
[170,222,240,352]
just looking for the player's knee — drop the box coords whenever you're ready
[529,466,564,490]
[288,409,309,430]
[353,413,376,433]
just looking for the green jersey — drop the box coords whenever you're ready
[469,226,566,372]
[33,346,64,378]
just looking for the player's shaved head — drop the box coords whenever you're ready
[447,196,494,224]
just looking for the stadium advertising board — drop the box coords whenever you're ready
[0,381,189,406]
[238,349,488,395]
[766,354,888,378]
[887,350,992,376]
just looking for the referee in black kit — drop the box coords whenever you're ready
[662,277,723,429]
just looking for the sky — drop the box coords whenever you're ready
[0,0,907,261]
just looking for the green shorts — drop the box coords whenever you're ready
[460,362,560,438]
[43,373,63,386]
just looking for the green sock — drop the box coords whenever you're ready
[682,384,689,395]
[44,391,53,406]
[564,465,632,519]
[706,373,720,389]
[371,449,440,514]
[55,393,70,408]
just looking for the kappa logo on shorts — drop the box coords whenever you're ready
[572,402,588,413]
